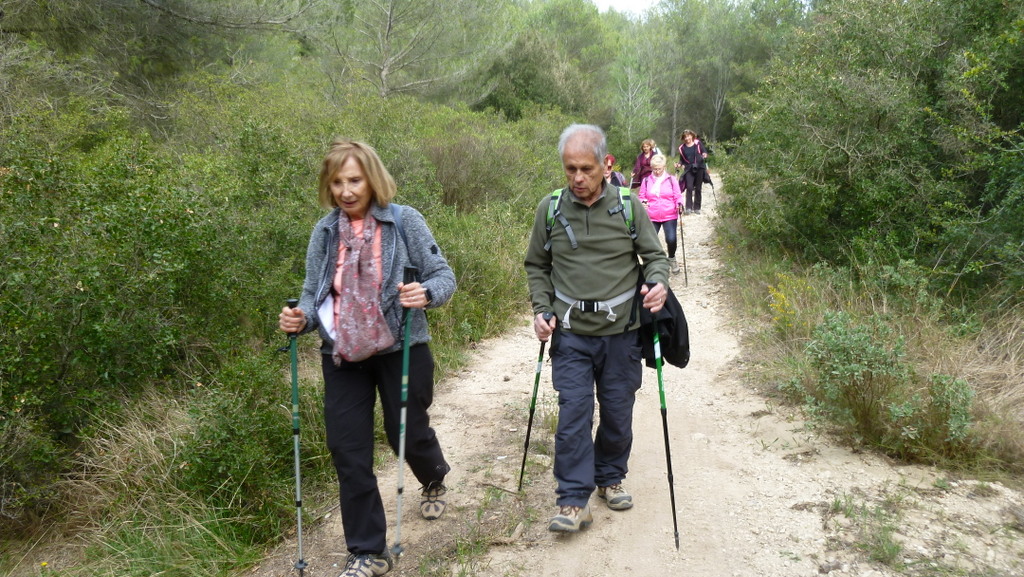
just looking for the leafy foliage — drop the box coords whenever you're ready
[0,45,569,563]
[805,312,912,443]
[800,312,978,460]
[728,0,1024,304]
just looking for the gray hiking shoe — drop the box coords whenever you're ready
[420,480,447,520]
[548,504,593,532]
[339,552,393,577]
[597,483,633,510]
[669,257,680,274]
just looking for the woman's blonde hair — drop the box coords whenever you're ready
[651,154,667,169]
[317,139,397,210]
[641,138,657,150]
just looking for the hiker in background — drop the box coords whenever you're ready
[674,129,708,215]
[525,124,670,533]
[638,154,684,275]
[604,153,627,187]
[628,138,657,189]
[278,139,456,577]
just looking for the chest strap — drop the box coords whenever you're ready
[554,287,635,329]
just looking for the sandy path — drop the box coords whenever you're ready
[244,175,1024,577]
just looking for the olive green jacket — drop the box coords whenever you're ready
[524,182,670,336]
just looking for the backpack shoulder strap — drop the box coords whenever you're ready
[544,188,578,250]
[601,186,638,241]
[616,187,637,240]
[545,189,562,232]
[390,202,409,251]
[546,187,635,251]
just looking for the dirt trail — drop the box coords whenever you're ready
[244,175,1024,577]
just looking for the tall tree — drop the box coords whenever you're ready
[652,0,804,143]
[327,0,513,98]
[610,33,661,153]
[474,0,616,120]
[0,0,321,125]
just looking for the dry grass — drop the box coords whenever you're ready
[958,309,1024,474]
[902,305,1024,474]
[720,235,1024,479]
[3,391,193,575]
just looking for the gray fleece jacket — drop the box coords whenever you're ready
[296,202,456,356]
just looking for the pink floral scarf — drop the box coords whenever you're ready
[332,214,395,364]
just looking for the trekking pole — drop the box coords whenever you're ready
[678,217,689,287]
[286,298,308,577]
[391,266,419,559]
[518,312,553,491]
[653,319,681,550]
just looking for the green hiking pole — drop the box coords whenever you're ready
[391,266,419,559]
[518,312,553,492]
[653,322,681,550]
[286,299,308,576]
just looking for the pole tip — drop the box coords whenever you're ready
[390,544,404,559]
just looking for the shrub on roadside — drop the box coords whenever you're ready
[799,311,978,461]
[0,416,60,536]
[175,352,327,545]
[805,312,912,443]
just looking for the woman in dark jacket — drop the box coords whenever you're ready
[629,138,657,189]
[278,139,456,577]
[674,129,708,215]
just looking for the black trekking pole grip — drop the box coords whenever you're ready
[403,265,419,285]
[286,298,300,334]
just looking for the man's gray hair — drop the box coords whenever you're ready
[558,124,608,164]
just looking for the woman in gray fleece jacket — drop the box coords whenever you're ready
[278,139,455,577]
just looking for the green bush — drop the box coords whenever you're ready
[1,113,186,434]
[175,352,326,545]
[805,312,912,443]
[729,0,1024,307]
[924,374,975,449]
[0,415,61,535]
[802,312,978,460]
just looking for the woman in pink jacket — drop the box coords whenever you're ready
[638,154,683,274]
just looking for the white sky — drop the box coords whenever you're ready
[590,0,644,17]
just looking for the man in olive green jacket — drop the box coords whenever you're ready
[524,124,670,532]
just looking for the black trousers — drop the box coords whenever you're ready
[681,168,705,211]
[321,344,449,555]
